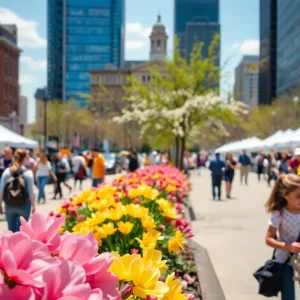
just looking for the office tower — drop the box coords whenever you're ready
[259,0,277,105]
[174,0,220,63]
[47,0,125,106]
[277,0,300,96]
[0,25,20,128]
[234,55,259,107]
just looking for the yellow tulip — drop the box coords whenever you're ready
[108,208,124,221]
[161,273,188,300]
[168,231,185,254]
[109,252,140,281]
[131,258,169,298]
[166,184,177,193]
[136,231,160,250]
[102,222,117,236]
[117,221,134,234]
[142,248,168,275]
[141,217,156,230]
[162,207,178,219]
[85,211,106,226]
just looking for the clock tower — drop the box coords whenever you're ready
[150,14,168,62]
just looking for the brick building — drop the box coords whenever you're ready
[0,25,21,129]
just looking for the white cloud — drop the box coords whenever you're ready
[231,39,260,55]
[20,74,37,85]
[20,56,47,71]
[0,8,46,48]
[125,22,152,51]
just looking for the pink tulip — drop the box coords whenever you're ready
[146,295,158,300]
[58,233,120,299]
[20,213,65,252]
[183,273,195,284]
[121,284,133,299]
[0,284,35,300]
[0,232,58,288]
[131,249,139,254]
[77,215,85,222]
[42,260,93,300]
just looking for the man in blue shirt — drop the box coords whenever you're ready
[209,153,226,200]
[238,150,251,185]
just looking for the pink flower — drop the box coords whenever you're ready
[183,273,195,284]
[0,284,35,300]
[146,295,158,300]
[133,198,140,204]
[158,224,165,231]
[20,213,65,252]
[0,232,58,288]
[77,215,85,222]
[121,284,133,299]
[58,233,120,300]
[131,249,139,254]
[42,260,93,300]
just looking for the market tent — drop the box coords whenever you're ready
[215,137,262,154]
[0,125,38,150]
[274,128,300,149]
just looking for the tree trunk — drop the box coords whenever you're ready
[175,136,186,170]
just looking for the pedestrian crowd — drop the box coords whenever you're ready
[207,148,300,201]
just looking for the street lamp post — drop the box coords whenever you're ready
[94,120,98,148]
[43,96,48,152]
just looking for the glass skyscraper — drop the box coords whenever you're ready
[174,0,220,62]
[258,0,277,104]
[277,0,300,96]
[47,0,125,106]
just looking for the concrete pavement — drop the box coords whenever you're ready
[190,169,299,300]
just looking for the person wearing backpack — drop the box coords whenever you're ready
[0,148,35,232]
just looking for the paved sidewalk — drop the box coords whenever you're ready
[189,169,298,300]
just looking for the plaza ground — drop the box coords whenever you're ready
[190,168,299,300]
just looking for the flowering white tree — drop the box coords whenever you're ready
[115,36,246,168]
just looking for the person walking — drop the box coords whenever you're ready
[264,153,279,187]
[239,150,251,185]
[0,147,13,183]
[91,148,105,188]
[196,152,202,176]
[73,152,87,190]
[279,153,290,174]
[224,153,239,199]
[264,174,300,300]
[288,148,300,175]
[34,151,56,204]
[128,150,139,173]
[256,152,265,181]
[209,152,226,200]
[53,153,72,199]
[0,149,35,232]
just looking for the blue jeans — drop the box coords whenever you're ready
[212,175,222,199]
[92,178,103,188]
[37,176,49,202]
[281,265,295,300]
[5,201,31,233]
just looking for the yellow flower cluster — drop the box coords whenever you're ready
[110,249,187,300]
[168,231,185,254]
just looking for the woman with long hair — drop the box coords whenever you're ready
[0,148,35,232]
[224,153,239,199]
[34,151,57,204]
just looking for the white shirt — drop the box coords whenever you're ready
[269,209,300,263]
[36,161,52,177]
[73,156,85,173]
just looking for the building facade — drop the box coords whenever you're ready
[234,55,259,107]
[277,0,300,96]
[47,0,125,106]
[259,0,277,104]
[0,25,20,130]
[174,0,220,63]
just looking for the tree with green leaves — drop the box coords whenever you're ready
[115,36,245,168]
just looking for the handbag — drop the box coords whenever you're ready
[253,233,300,297]
[291,253,300,282]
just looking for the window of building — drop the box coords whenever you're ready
[142,75,146,82]
[148,75,151,82]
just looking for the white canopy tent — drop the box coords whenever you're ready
[215,137,262,154]
[274,128,300,149]
[0,125,38,150]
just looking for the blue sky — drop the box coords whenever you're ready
[0,0,259,123]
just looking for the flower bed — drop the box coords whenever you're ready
[0,166,201,299]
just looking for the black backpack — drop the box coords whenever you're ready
[3,168,27,207]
